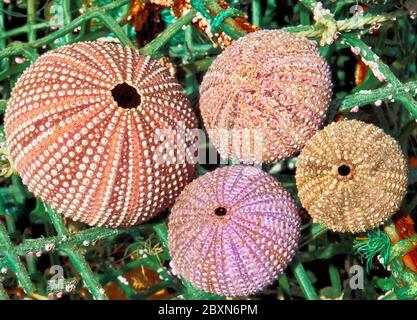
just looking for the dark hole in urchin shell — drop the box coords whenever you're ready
[214,207,227,216]
[338,164,351,176]
[111,82,141,109]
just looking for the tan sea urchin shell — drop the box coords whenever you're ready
[168,165,301,296]
[199,29,332,164]
[296,120,408,233]
[5,41,197,227]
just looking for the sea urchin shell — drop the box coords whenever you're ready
[199,29,332,164]
[296,120,408,233]
[5,41,197,227]
[168,165,301,296]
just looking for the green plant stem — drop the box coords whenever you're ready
[390,234,417,261]
[100,255,166,283]
[0,227,123,256]
[191,0,246,39]
[251,0,262,27]
[291,258,319,300]
[0,0,131,61]
[62,0,72,43]
[379,290,398,300]
[61,246,108,300]
[153,223,169,251]
[134,279,175,300]
[0,1,5,47]
[278,274,291,297]
[284,10,409,39]
[299,0,318,11]
[329,264,342,294]
[27,0,37,42]
[0,257,6,268]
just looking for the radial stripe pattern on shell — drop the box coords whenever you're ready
[199,30,333,164]
[5,41,197,228]
[168,165,301,296]
[296,120,408,233]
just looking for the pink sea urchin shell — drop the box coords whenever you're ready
[5,41,197,227]
[168,165,301,296]
[199,29,333,164]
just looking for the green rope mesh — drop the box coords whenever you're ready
[0,0,417,300]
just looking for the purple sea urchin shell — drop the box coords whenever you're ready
[168,165,301,296]
[199,29,332,164]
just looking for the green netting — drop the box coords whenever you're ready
[0,0,417,300]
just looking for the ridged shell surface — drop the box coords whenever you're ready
[296,120,408,233]
[5,41,197,227]
[168,165,301,296]
[199,30,332,164]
